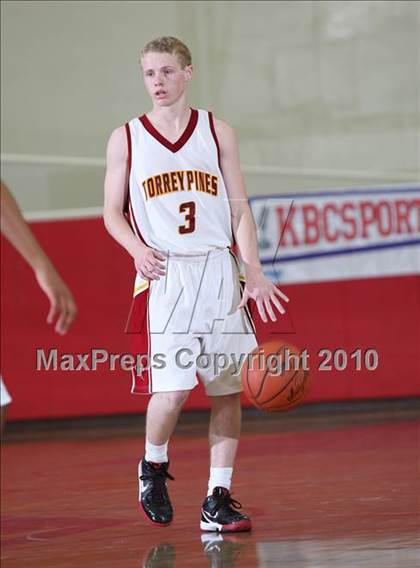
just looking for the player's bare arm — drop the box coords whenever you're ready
[103,126,166,280]
[214,119,289,323]
[0,181,77,334]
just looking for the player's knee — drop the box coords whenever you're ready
[159,390,191,409]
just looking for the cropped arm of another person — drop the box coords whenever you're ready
[0,181,77,335]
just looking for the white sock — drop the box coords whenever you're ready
[144,439,168,463]
[207,467,233,496]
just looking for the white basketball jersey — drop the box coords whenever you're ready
[125,108,233,255]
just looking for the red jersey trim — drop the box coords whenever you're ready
[123,123,132,215]
[125,122,132,171]
[209,111,233,245]
[125,122,147,245]
[128,199,147,246]
[139,108,198,153]
[208,110,236,246]
[208,111,221,170]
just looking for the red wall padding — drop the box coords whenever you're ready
[1,217,419,421]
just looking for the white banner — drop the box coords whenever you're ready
[249,187,420,284]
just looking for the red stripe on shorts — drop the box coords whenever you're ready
[125,288,152,394]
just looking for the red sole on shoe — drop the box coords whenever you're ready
[221,519,252,532]
[138,503,172,527]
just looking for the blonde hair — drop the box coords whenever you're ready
[140,36,192,68]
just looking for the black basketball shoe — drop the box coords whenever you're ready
[200,487,252,532]
[139,457,174,526]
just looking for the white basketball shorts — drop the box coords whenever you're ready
[126,247,258,395]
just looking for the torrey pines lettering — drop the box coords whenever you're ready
[142,169,218,201]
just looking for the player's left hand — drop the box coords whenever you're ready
[237,270,289,323]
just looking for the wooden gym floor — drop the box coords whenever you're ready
[1,400,419,567]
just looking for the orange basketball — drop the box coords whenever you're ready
[242,340,310,412]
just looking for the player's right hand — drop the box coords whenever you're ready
[134,246,167,280]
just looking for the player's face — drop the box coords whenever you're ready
[141,52,192,106]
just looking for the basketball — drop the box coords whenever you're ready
[242,340,310,412]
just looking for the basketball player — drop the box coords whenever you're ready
[103,37,289,532]
[0,181,77,431]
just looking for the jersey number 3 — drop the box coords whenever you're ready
[179,201,196,234]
